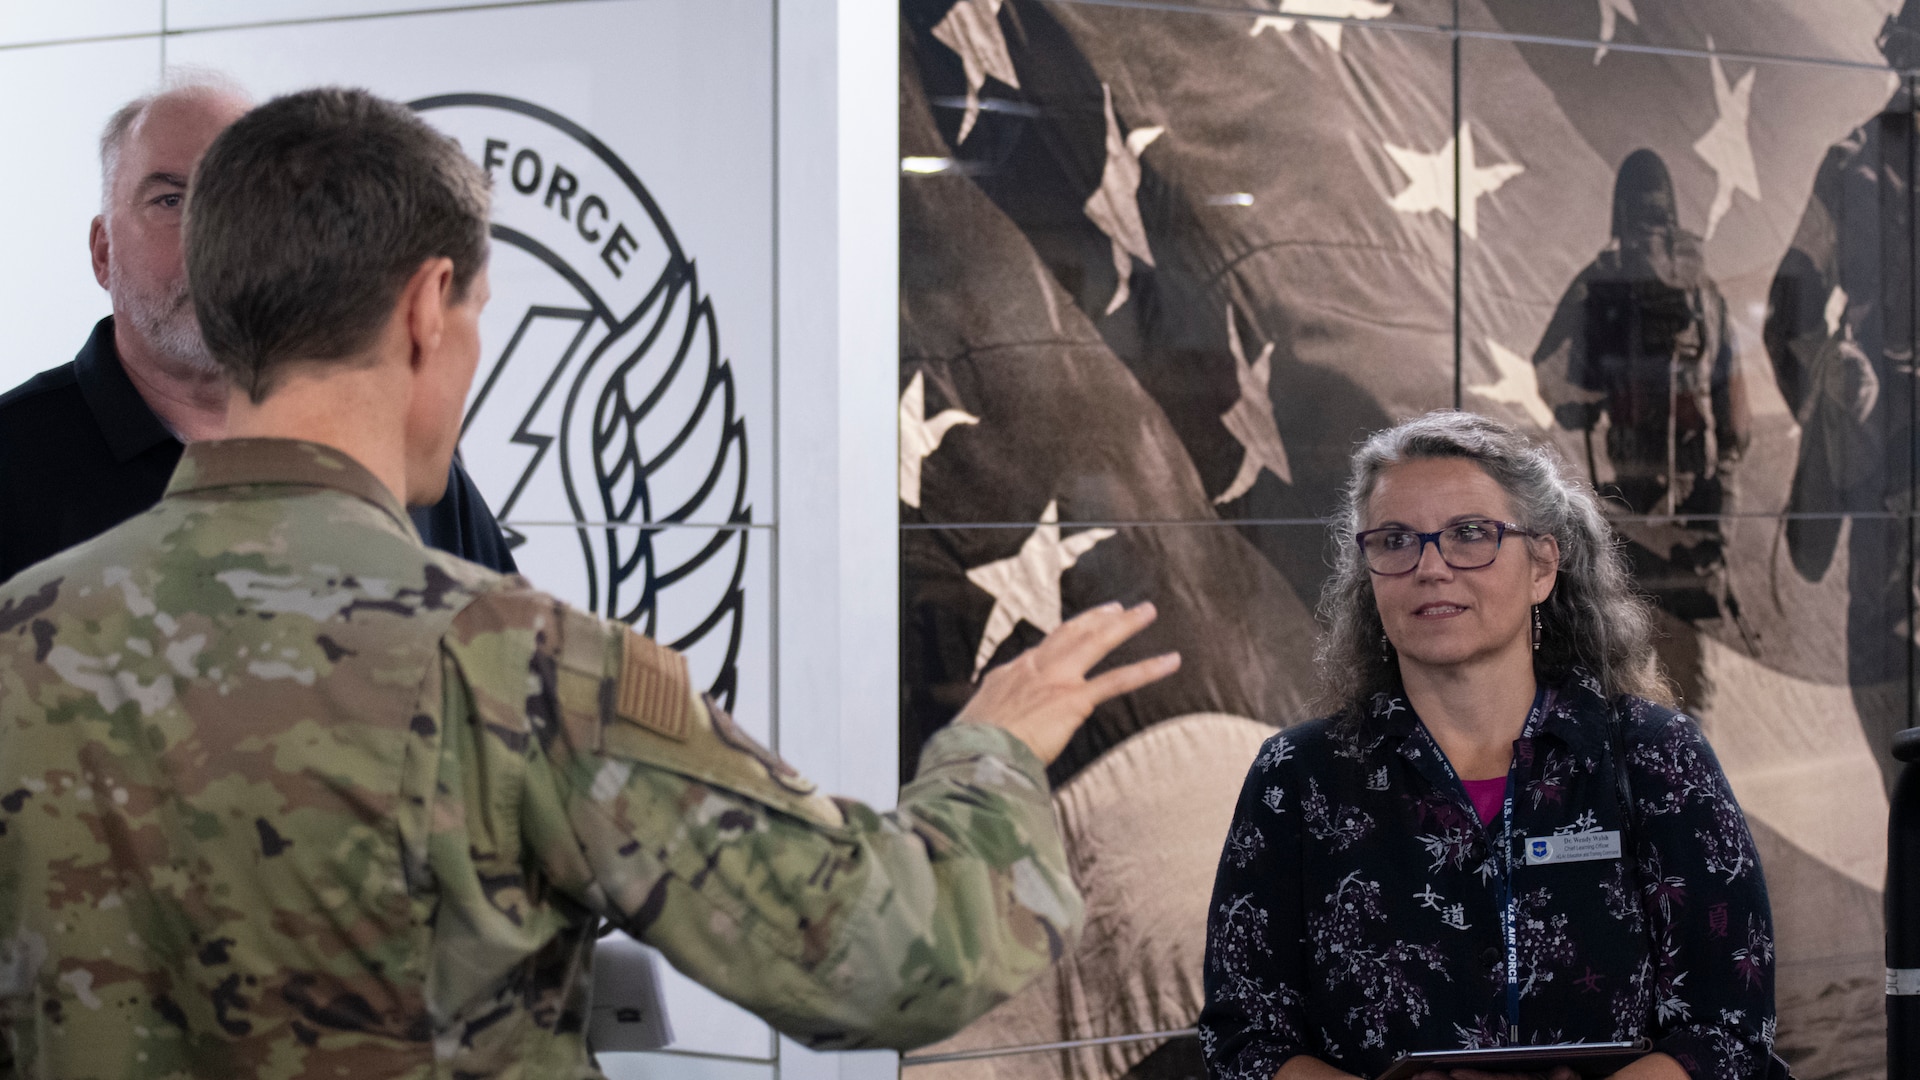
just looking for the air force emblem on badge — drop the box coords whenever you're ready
[1524,831,1623,866]
[416,95,750,709]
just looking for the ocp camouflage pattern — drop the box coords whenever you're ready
[0,438,1083,1079]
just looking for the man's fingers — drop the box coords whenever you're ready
[1031,601,1121,658]
[1083,651,1181,705]
[1046,601,1160,673]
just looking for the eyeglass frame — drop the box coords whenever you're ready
[1354,519,1542,576]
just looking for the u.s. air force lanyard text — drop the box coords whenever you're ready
[1417,685,1548,1044]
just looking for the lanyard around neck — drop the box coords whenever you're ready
[1416,685,1548,1044]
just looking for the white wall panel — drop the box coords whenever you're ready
[0,36,160,394]
[166,0,536,32]
[0,4,907,1076]
[772,2,902,1078]
[601,1050,775,1080]
[769,0,899,796]
[0,0,160,47]
[166,0,775,525]
[652,957,778,1060]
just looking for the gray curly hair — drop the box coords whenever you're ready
[1314,410,1667,715]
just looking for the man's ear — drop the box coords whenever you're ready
[402,257,457,373]
[89,216,110,290]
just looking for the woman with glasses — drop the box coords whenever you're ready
[1199,411,1778,1080]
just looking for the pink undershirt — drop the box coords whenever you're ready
[1461,776,1508,825]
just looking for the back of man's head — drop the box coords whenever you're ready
[185,87,490,402]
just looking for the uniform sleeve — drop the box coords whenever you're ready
[1625,704,1777,1080]
[444,588,1082,1052]
[1198,734,1310,1080]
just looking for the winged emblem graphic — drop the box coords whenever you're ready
[414,95,750,708]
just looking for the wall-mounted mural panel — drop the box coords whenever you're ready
[167,0,486,31]
[168,0,775,537]
[905,1,1910,1076]
[1465,0,1898,66]
[0,0,159,47]
[0,38,161,389]
[902,1,1454,531]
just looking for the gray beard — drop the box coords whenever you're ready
[109,263,221,377]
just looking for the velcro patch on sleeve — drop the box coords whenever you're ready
[702,693,818,797]
[618,630,692,741]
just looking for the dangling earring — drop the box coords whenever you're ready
[1381,633,1393,663]
[1532,605,1543,652]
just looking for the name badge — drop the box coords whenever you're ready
[1523,831,1622,866]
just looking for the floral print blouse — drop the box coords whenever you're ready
[1199,675,1776,1080]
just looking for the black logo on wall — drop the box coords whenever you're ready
[414,94,750,708]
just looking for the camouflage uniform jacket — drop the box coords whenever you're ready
[0,438,1082,1079]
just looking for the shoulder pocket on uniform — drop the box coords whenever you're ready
[598,626,845,831]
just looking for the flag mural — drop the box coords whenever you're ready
[901,1,1910,1077]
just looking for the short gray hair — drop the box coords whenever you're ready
[185,87,491,403]
[1314,410,1667,715]
[98,69,252,214]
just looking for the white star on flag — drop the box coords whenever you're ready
[965,501,1117,678]
[1692,43,1759,240]
[899,370,980,509]
[1593,0,1638,63]
[1216,306,1292,504]
[1383,122,1523,240]
[1249,0,1394,52]
[1468,339,1554,430]
[932,0,1020,144]
[1084,83,1164,315]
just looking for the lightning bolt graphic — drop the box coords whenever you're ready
[461,305,598,546]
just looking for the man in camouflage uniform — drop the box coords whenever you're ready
[0,88,1180,1078]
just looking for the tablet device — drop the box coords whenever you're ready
[1374,1038,1652,1080]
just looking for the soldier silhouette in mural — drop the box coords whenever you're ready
[1762,3,1917,783]
[1535,148,1753,640]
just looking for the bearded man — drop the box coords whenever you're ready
[0,73,514,581]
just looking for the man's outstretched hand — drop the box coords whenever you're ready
[954,601,1181,765]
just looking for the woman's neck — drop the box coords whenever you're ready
[1400,656,1539,781]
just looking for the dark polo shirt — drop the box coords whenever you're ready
[0,316,517,582]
